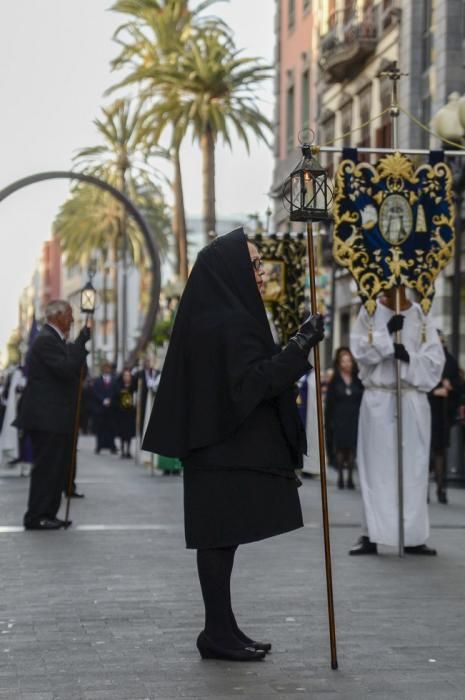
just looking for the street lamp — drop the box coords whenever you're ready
[432,92,465,363]
[432,93,465,485]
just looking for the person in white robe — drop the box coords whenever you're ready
[0,366,26,465]
[349,287,445,555]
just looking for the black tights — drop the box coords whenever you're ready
[196,546,253,648]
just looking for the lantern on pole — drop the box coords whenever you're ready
[284,138,337,671]
[286,144,333,223]
[80,280,97,315]
[64,271,97,527]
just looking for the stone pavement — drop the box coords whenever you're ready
[1,436,465,700]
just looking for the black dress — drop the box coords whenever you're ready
[114,382,136,441]
[143,228,310,549]
[325,372,363,451]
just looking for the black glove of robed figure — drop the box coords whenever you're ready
[393,342,410,363]
[289,314,325,355]
[387,314,404,334]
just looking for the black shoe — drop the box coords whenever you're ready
[404,544,437,556]
[196,632,266,661]
[337,474,344,489]
[349,536,377,555]
[437,490,448,504]
[54,518,72,528]
[95,448,100,454]
[110,448,117,455]
[232,628,272,653]
[25,518,62,531]
[346,476,355,490]
[70,491,85,498]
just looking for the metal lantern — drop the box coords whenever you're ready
[286,144,332,222]
[80,280,97,314]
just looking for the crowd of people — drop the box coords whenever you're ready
[80,360,160,459]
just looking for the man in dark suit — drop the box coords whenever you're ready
[20,300,90,530]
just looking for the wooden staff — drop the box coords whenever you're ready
[64,317,90,527]
[135,357,144,465]
[306,221,338,670]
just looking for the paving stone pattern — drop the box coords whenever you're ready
[1,436,465,699]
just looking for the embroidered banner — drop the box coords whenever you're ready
[333,150,455,314]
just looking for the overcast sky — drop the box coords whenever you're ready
[0,0,275,357]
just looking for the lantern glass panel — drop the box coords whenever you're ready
[291,173,301,209]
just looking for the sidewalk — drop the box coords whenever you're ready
[1,436,465,700]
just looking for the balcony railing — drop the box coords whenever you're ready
[320,8,378,83]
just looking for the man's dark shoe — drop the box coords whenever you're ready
[437,490,448,504]
[404,544,437,556]
[70,491,85,498]
[349,535,377,555]
[25,518,62,531]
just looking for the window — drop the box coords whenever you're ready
[286,85,295,153]
[303,0,311,13]
[301,69,310,130]
[375,84,392,148]
[358,86,372,149]
[288,0,296,31]
[340,101,353,147]
[421,0,433,71]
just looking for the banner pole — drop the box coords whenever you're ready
[381,61,406,557]
[306,221,338,670]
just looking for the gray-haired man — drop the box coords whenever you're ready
[20,300,90,530]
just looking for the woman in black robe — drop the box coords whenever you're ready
[113,368,137,458]
[143,228,324,662]
[324,347,363,489]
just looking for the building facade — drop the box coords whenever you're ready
[273,0,465,366]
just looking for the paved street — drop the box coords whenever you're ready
[1,436,465,700]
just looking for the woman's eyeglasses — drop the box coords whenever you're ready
[250,257,264,272]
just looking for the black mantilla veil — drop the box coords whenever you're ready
[142,227,302,459]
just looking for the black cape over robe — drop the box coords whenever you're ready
[143,228,311,547]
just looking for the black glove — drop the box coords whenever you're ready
[289,314,325,354]
[394,342,410,363]
[387,314,404,334]
[77,326,91,345]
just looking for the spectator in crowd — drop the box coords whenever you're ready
[349,286,444,555]
[114,367,137,458]
[19,300,90,530]
[92,361,117,455]
[142,228,324,661]
[428,330,460,504]
[325,347,363,489]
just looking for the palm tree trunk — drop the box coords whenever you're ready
[112,238,119,368]
[201,123,216,246]
[173,147,188,282]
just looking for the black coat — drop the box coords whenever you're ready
[18,325,87,435]
[325,372,363,451]
[143,227,310,470]
[429,347,460,450]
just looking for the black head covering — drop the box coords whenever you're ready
[142,228,292,458]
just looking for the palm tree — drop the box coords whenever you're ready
[147,29,272,245]
[109,0,227,279]
[55,180,170,365]
[109,3,272,248]
[72,98,168,363]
